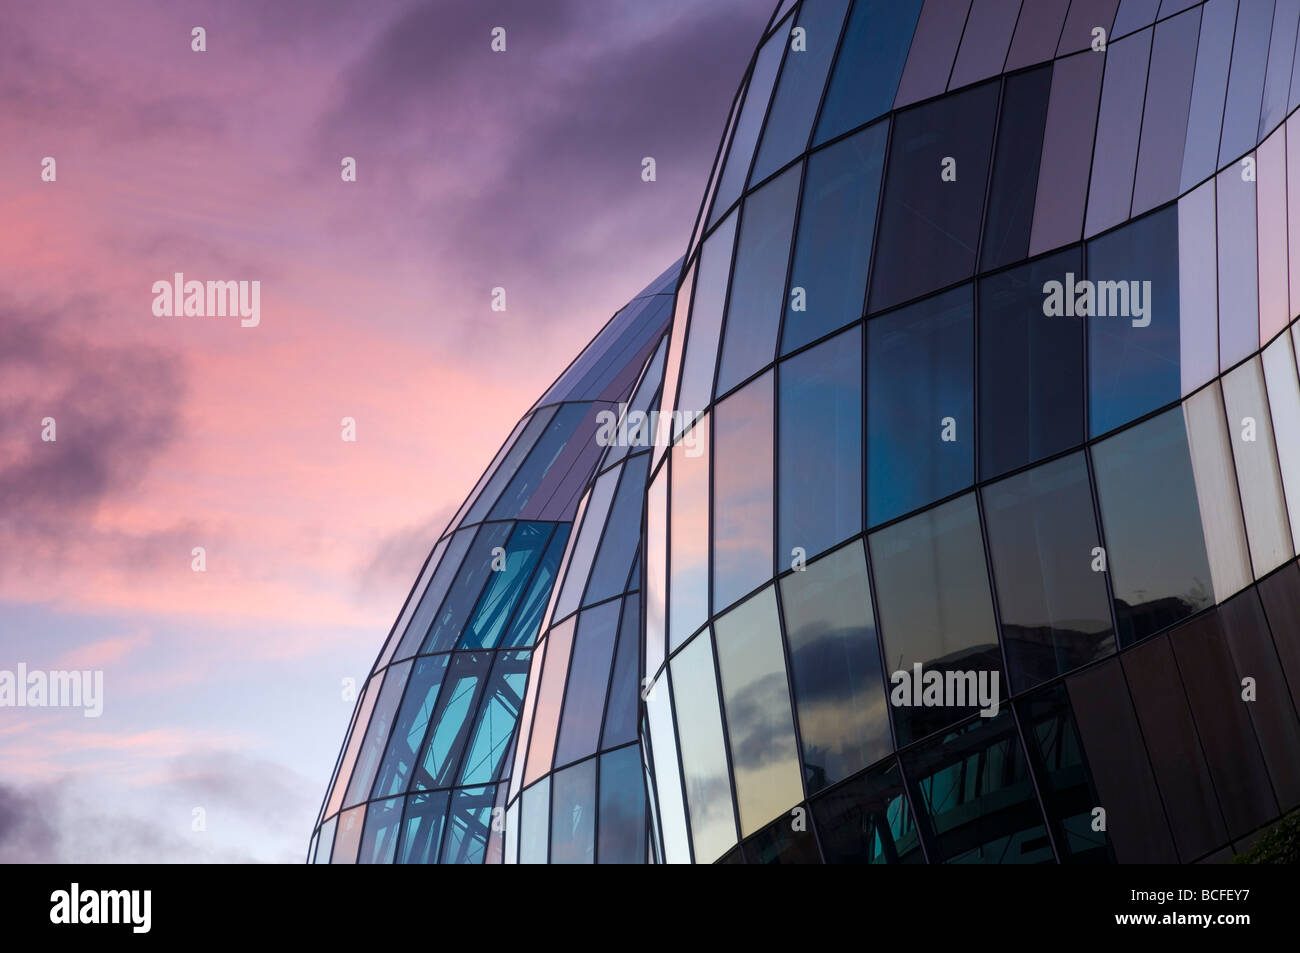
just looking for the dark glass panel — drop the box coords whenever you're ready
[980,66,1052,271]
[869,82,999,311]
[978,247,1084,478]
[867,285,974,526]
[420,522,512,654]
[501,524,570,648]
[949,0,1021,89]
[1132,8,1201,215]
[602,592,642,748]
[1005,0,1070,70]
[1257,563,1300,713]
[457,521,553,649]
[982,453,1116,692]
[371,654,449,798]
[741,811,822,863]
[1084,28,1152,237]
[440,785,495,864]
[458,649,530,786]
[396,790,451,864]
[1031,52,1104,255]
[779,540,889,793]
[412,652,492,790]
[893,0,973,108]
[598,745,647,864]
[810,760,924,863]
[1091,408,1213,645]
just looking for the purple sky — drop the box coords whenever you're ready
[0,0,770,862]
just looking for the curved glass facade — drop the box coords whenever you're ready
[319,0,1300,864]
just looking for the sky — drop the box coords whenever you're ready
[0,0,770,862]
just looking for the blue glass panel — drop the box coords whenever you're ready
[1086,205,1181,438]
[554,601,621,766]
[519,777,551,864]
[1259,0,1300,137]
[778,325,863,562]
[1218,0,1275,166]
[601,593,642,748]
[458,650,530,785]
[457,522,554,649]
[981,66,1053,271]
[598,745,647,863]
[1180,0,1236,191]
[550,759,598,864]
[867,285,974,526]
[781,122,887,354]
[343,661,411,807]
[372,654,449,798]
[751,0,851,184]
[357,796,403,864]
[500,524,570,647]
[440,785,495,864]
[676,214,737,429]
[393,527,476,660]
[712,371,774,612]
[420,521,513,654]
[814,0,922,145]
[413,652,491,790]
[585,455,650,606]
[396,791,450,864]
[488,403,590,520]
[709,28,786,227]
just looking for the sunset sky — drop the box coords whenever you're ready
[0,0,769,862]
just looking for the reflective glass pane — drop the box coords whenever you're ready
[1256,127,1289,344]
[982,453,1115,693]
[645,668,691,862]
[713,372,774,613]
[554,601,620,767]
[779,540,889,792]
[713,587,804,836]
[1218,0,1274,166]
[1217,161,1260,370]
[500,524,570,648]
[867,285,974,525]
[585,455,648,604]
[1262,332,1300,552]
[645,467,667,678]
[519,778,550,864]
[810,760,924,863]
[1179,0,1235,191]
[869,82,999,311]
[742,812,822,863]
[781,122,886,353]
[1030,52,1105,255]
[1005,0,1070,71]
[1132,8,1200,215]
[393,527,475,660]
[709,28,785,227]
[1084,28,1152,237]
[550,759,597,864]
[458,522,554,649]
[980,66,1052,271]
[396,791,450,864]
[1086,204,1181,437]
[949,0,1021,89]
[778,325,863,562]
[602,593,642,748]
[671,634,738,863]
[978,248,1085,479]
[458,650,530,786]
[1091,408,1213,646]
[344,660,412,807]
[420,522,512,654]
[331,805,364,864]
[523,617,575,785]
[440,785,494,864]
[1177,179,1219,395]
[669,415,710,650]
[814,0,921,144]
[894,0,973,107]
[413,652,491,790]
[869,493,1002,745]
[598,745,646,864]
[373,654,451,798]
[677,215,736,430]
[1182,382,1252,602]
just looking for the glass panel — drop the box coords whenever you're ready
[324,680,377,818]
[488,403,588,520]
[980,66,1053,271]
[1132,8,1200,215]
[1179,0,1236,191]
[523,616,576,785]
[550,759,597,864]
[742,813,822,863]
[393,527,475,660]
[1222,357,1295,575]
[1084,27,1152,237]
[645,668,691,863]
[1092,408,1214,646]
[602,593,642,748]
[377,535,446,669]
[420,522,512,654]
[1257,127,1290,344]
[314,816,336,864]
[458,522,553,649]
[900,710,1053,864]
[669,414,710,650]
[1065,659,1177,861]
[645,466,668,678]
[708,29,785,228]
[810,760,924,863]
[978,248,1085,479]
[1289,119,1300,321]
[779,540,889,792]
[949,0,1021,89]
[869,493,1002,745]
[1016,684,1113,863]
[1218,0,1274,167]
[814,0,922,145]
[676,215,737,432]
[598,745,647,864]
[463,408,557,525]
[1057,0,1121,55]
[1086,204,1181,438]
[1177,179,1220,395]
[508,637,546,802]
[1261,0,1300,136]
[413,652,491,790]
[1031,51,1106,256]
[344,661,412,808]
[554,601,621,767]
[504,799,518,864]
[439,785,494,864]
[396,791,450,864]
[1112,0,1160,35]
[330,805,364,864]
[1005,0,1070,71]
[751,0,850,184]
[713,372,774,612]
[1258,563,1300,713]
[458,650,530,786]
[1262,332,1300,552]
[869,81,999,311]
[552,470,618,623]
[778,325,863,562]
[1182,382,1253,602]
[518,778,550,864]
[1217,161,1260,371]
[1170,611,1279,839]
[713,587,804,836]
[717,164,801,395]
[982,453,1116,693]
[867,285,974,525]
[654,262,693,467]
[893,0,974,108]
[671,634,738,863]
[781,122,887,353]
[500,524,570,648]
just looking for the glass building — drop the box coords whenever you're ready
[317,0,1300,863]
